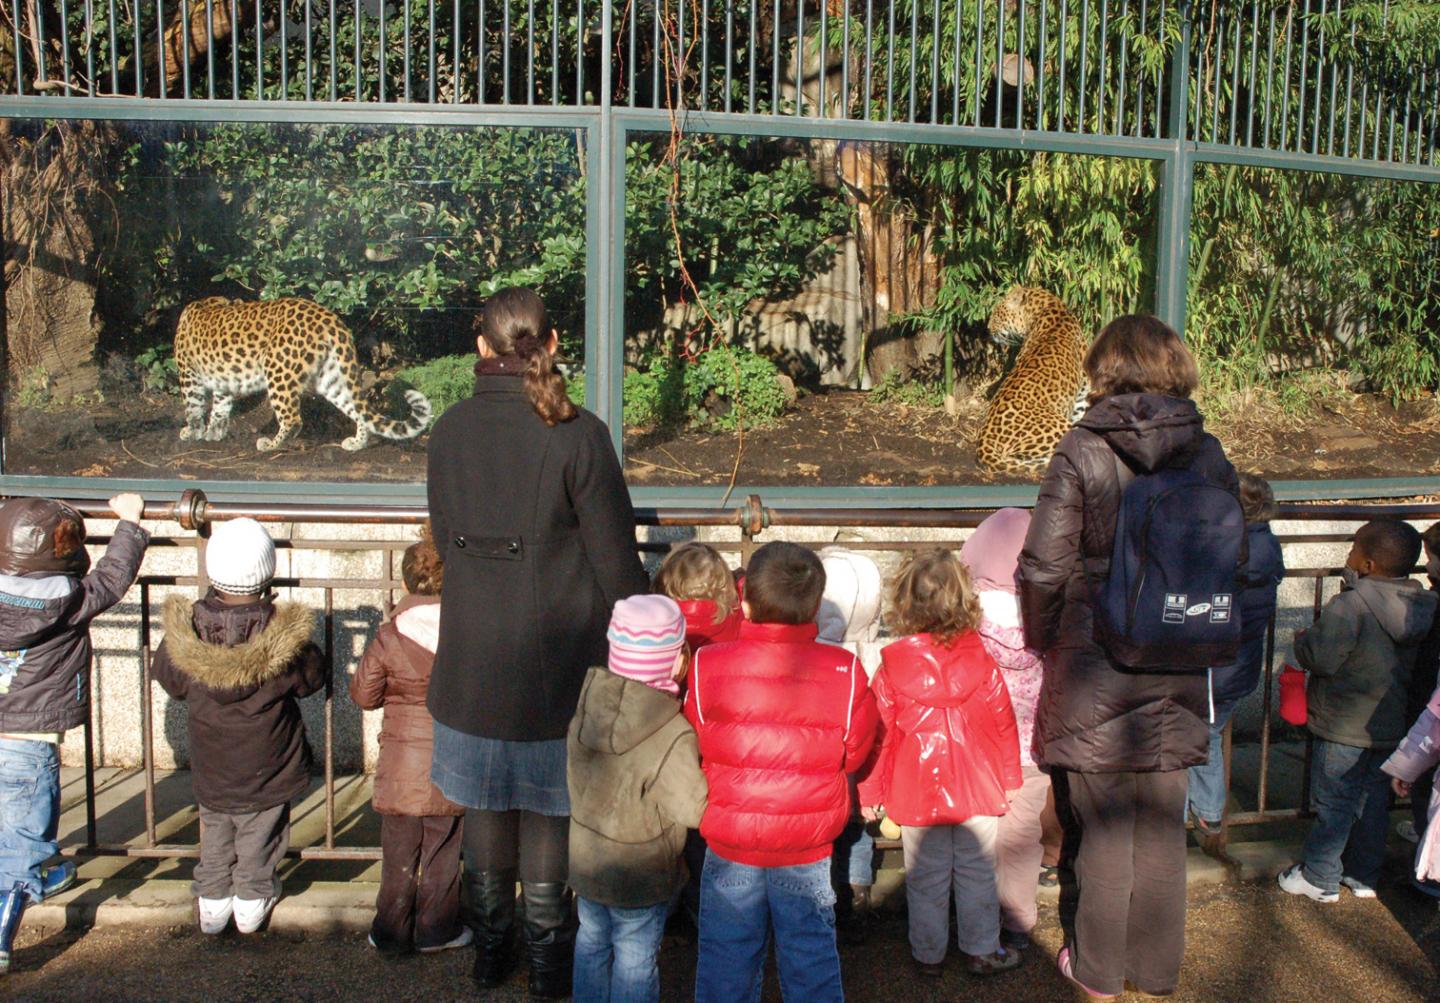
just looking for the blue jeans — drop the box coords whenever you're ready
[1301,739,1391,894]
[695,850,842,1003]
[0,738,60,901]
[831,819,874,888]
[1187,701,1238,825]
[573,897,668,1003]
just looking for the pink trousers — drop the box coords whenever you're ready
[995,765,1052,934]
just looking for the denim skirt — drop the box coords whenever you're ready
[430,719,570,816]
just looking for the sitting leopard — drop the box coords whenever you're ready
[976,285,1088,474]
[174,296,431,452]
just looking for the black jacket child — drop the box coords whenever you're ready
[0,503,149,735]
[151,591,328,814]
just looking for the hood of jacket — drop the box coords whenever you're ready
[882,632,992,708]
[160,593,317,698]
[1076,394,1205,474]
[0,497,90,577]
[393,594,440,653]
[1351,576,1438,647]
[574,666,680,756]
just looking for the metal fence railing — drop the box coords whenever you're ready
[49,491,1440,861]
[1,2,1435,166]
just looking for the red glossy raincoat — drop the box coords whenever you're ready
[857,631,1022,826]
[676,598,743,650]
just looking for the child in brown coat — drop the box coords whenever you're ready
[350,535,469,954]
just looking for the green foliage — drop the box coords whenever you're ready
[394,354,477,428]
[869,371,944,409]
[623,347,788,431]
[624,134,850,337]
[136,344,179,394]
[566,374,586,408]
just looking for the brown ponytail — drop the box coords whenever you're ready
[480,287,578,426]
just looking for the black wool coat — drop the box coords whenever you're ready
[1017,393,1240,774]
[425,374,649,742]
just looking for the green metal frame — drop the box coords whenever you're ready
[3,0,1439,509]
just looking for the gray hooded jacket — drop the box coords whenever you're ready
[1296,574,1438,749]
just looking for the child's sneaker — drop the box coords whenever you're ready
[38,862,76,900]
[418,926,474,954]
[966,947,1023,976]
[1277,864,1338,903]
[197,896,234,935]
[1339,876,1378,899]
[232,890,278,934]
[0,883,26,976]
[1397,820,1420,844]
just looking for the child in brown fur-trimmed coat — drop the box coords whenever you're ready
[151,518,327,937]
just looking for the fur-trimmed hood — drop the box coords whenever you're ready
[161,593,318,696]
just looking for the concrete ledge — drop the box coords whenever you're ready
[29,840,1303,933]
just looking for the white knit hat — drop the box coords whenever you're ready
[817,547,882,644]
[205,518,276,595]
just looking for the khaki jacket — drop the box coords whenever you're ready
[567,667,707,908]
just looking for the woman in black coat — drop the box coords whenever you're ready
[426,287,648,996]
[1017,315,1239,1001]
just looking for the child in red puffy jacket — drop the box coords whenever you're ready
[653,542,743,650]
[859,549,1023,979]
[685,542,878,1003]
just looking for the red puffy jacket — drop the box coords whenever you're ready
[857,632,1021,826]
[676,598,743,650]
[684,620,879,867]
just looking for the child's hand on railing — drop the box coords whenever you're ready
[109,493,145,524]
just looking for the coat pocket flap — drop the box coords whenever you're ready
[452,535,524,560]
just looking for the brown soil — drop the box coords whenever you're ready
[7,383,1440,488]
[626,388,1440,488]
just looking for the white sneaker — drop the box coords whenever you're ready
[1277,864,1338,903]
[1340,876,1378,899]
[233,895,278,934]
[197,896,234,935]
[1398,820,1420,844]
[418,927,474,954]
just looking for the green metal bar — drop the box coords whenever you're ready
[1154,1,1190,334]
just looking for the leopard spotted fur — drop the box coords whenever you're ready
[174,297,431,452]
[976,286,1087,474]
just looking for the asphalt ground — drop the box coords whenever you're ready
[6,877,1439,1003]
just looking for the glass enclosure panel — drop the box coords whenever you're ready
[621,132,1161,488]
[2,120,587,483]
[1187,163,1440,482]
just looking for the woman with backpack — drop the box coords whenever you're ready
[1016,315,1240,1001]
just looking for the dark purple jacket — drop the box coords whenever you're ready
[151,591,328,813]
[0,521,149,733]
[1018,394,1239,773]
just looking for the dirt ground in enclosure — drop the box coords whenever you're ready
[7,383,1440,487]
[625,387,1440,488]
[7,879,1440,1002]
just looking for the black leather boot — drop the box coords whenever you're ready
[520,881,577,999]
[464,869,517,989]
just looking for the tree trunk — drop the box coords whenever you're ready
[1,121,116,398]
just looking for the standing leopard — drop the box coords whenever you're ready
[174,296,432,452]
[976,286,1088,474]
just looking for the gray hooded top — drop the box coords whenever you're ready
[1296,574,1439,749]
[566,666,707,908]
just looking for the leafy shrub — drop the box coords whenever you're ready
[624,346,788,431]
[395,354,476,428]
[136,344,179,394]
[869,371,945,409]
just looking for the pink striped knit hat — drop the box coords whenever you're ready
[607,595,687,696]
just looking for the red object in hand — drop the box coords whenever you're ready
[1279,664,1308,726]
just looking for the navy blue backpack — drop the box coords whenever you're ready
[1094,459,1246,672]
